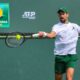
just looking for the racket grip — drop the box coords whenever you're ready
[32,33,39,38]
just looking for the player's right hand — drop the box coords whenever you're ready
[38,31,47,37]
[38,31,44,37]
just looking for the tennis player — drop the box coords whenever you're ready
[38,8,80,80]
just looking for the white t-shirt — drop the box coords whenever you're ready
[52,22,80,55]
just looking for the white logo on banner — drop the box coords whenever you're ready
[22,11,36,19]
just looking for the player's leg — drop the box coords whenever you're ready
[66,54,78,80]
[66,67,74,80]
[55,61,65,80]
[55,56,66,80]
[55,73,62,80]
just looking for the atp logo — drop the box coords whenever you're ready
[0,3,10,28]
[22,11,36,20]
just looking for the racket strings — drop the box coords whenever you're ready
[5,32,25,48]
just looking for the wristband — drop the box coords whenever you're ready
[43,32,47,37]
[32,34,39,38]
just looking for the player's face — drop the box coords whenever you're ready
[58,12,69,23]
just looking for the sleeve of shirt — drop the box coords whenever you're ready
[75,24,80,33]
[51,25,60,35]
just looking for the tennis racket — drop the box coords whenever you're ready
[0,32,39,48]
[1,32,79,48]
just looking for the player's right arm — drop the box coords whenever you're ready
[38,31,57,38]
[46,31,57,38]
[38,25,59,38]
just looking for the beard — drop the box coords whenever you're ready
[60,18,66,23]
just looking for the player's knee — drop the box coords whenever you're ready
[66,73,73,80]
[66,77,73,80]
[66,68,74,80]
[55,73,62,80]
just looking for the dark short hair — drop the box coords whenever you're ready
[57,8,68,14]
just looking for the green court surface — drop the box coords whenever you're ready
[0,0,80,80]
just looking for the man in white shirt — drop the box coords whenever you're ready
[38,8,80,80]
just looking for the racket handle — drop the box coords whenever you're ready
[32,33,39,38]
